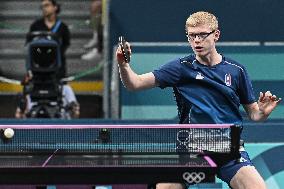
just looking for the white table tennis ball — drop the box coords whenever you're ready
[4,128,14,139]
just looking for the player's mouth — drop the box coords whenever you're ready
[194,46,203,52]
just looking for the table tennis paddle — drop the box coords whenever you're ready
[118,36,130,63]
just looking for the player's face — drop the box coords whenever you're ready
[186,24,220,57]
[41,0,57,17]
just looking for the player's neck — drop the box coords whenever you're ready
[196,50,222,67]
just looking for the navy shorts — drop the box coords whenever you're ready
[183,151,253,188]
[217,151,254,185]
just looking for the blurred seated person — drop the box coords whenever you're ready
[15,85,80,119]
[26,0,70,79]
[15,75,80,119]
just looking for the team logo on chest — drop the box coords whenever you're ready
[225,74,231,86]
[195,72,204,80]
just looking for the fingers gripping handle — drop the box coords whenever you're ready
[118,36,130,63]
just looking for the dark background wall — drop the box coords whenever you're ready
[109,0,284,45]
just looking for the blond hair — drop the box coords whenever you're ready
[185,11,218,31]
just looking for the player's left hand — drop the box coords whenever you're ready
[258,91,282,116]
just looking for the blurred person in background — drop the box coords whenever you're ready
[15,74,80,119]
[14,86,80,119]
[81,0,103,61]
[26,0,70,79]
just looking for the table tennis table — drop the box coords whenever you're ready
[0,124,241,188]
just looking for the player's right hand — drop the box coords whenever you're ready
[116,42,131,66]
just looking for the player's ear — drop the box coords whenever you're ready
[214,29,220,42]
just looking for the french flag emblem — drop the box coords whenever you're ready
[225,74,231,86]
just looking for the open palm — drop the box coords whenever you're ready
[258,91,282,115]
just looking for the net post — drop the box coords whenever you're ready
[230,124,242,159]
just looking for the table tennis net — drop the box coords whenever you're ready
[0,125,241,155]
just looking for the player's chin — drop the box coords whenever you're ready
[194,51,206,57]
